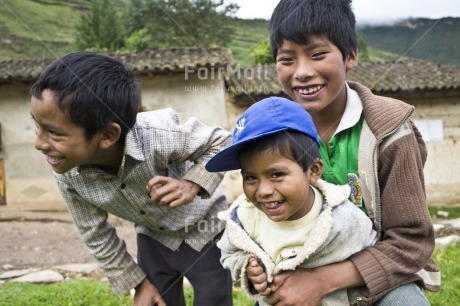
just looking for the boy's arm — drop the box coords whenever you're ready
[217,227,250,281]
[348,124,436,300]
[149,110,231,197]
[177,117,231,196]
[56,177,145,295]
[146,176,202,208]
[217,227,263,299]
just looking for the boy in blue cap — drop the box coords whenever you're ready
[206,97,377,305]
[30,51,232,306]
[267,0,439,305]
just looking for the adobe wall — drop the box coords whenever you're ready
[0,74,229,209]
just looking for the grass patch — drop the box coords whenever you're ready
[0,279,132,306]
[428,206,460,220]
[0,280,253,306]
[426,243,460,305]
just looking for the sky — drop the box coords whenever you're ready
[227,0,460,24]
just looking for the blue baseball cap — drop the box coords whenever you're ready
[206,96,320,172]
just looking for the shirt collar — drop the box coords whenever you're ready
[73,125,145,179]
[124,126,146,162]
[334,83,363,135]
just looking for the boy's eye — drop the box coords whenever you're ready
[242,175,257,182]
[48,130,61,137]
[312,52,327,59]
[271,172,285,179]
[276,57,293,64]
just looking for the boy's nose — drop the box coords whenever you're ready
[294,60,315,81]
[256,179,274,197]
[34,130,51,152]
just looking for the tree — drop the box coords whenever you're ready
[125,28,154,51]
[251,39,274,65]
[125,0,239,49]
[75,0,125,51]
[124,0,147,36]
[77,0,239,52]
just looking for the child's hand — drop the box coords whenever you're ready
[247,257,271,296]
[133,278,166,306]
[146,176,201,208]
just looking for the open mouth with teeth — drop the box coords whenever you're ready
[296,85,324,95]
[259,200,286,215]
[46,155,64,167]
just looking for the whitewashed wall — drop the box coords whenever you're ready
[0,83,63,208]
[410,94,460,205]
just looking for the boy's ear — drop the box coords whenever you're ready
[99,123,122,149]
[307,158,323,184]
[345,48,358,71]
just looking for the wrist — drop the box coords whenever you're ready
[183,179,201,195]
[135,277,149,291]
[316,261,365,294]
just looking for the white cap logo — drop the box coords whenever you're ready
[234,117,246,137]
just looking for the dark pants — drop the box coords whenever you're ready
[137,233,233,306]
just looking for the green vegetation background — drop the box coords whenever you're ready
[0,0,459,66]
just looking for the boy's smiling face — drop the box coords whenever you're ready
[31,89,104,174]
[275,36,357,118]
[240,148,321,222]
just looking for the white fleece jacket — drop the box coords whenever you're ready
[217,179,377,306]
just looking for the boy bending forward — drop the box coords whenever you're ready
[31,51,232,306]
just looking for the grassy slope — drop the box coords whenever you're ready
[0,1,399,65]
[229,18,270,66]
[0,0,86,61]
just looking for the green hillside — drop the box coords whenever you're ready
[0,0,89,60]
[229,18,270,66]
[0,0,457,66]
[358,18,460,66]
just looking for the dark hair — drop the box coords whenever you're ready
[238,130,320,171]
[30,51,140,141]
[269,0,357,60]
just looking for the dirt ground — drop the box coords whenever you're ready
[0,210,137,273]
[1,209,459,274]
